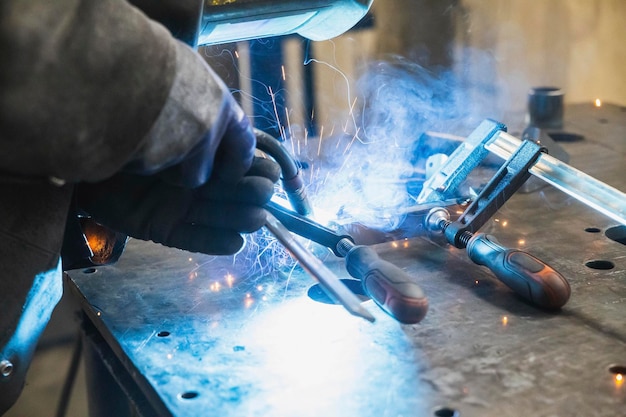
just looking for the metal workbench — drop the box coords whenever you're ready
[66,103,626,417]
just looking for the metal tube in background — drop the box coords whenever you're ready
[264,211,376,322]
[487,131,626,226]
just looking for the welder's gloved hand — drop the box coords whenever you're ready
[76,157,280,255]
[123,41,256,188]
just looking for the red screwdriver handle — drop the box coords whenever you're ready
[344,245,429,324]
[466,233,571,309]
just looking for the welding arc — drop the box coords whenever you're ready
[264,211,376,323]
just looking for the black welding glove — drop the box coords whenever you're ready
[76,157,280,255]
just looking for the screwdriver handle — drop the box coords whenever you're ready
[343,244,429,324]
[466,233,571,309]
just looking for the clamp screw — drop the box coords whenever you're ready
[1,360,14,377]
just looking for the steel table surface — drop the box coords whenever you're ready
[66,103,626,417]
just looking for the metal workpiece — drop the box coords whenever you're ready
[66,104,626,417]
[416,119,506,204]
[419,116,626,226]
[486,130,626,226]
[527,87,565,129]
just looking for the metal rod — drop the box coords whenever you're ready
[486,131,626,225]
[264,211,375,322]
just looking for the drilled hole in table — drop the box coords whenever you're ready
[548,132,584,142]
[609,364,626,375]
[82,268,97,274]
[605,225,626,245]
[307,279,370,305]
[585,227,602,233]
[434,407,460,417]
[180,391,199,400]
[585,260,615,270]
[157,331,170,337]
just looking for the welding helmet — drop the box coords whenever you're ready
[129,0,373,46]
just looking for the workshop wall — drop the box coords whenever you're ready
[458,0,626,108]
[305,0,626,137]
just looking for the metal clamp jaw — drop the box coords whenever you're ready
[444,139,545,249]
[417,119,545,247]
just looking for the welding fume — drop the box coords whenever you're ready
[0,0,372,414]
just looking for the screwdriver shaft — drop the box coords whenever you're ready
[264,211,375,322]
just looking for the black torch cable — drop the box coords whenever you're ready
[254,128,312,216]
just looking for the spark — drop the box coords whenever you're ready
[304,54,360,141]
[225,273,235,288]
[234,50,239,59]
[268,86,286,142]
[595,98,602,107]
[502,316,508,326]
[284,107,293,140]
[342,128,361,155]
[343,97,359,133]
[281,64,286,81]
[317,125,325,156]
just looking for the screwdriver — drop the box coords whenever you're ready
[264,211,376,322]
[426,207,570,309]
[266,201,429,324]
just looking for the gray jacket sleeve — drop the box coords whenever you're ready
[0,0,178,182]
[0,0,231,412]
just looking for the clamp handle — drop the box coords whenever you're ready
[467,233,570,309]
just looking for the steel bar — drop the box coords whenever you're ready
[486,131,626,225]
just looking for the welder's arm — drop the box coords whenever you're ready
[0,0,269,414]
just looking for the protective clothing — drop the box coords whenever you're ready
[0,0,271,412]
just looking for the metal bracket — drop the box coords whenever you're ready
[416,119,506,204]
